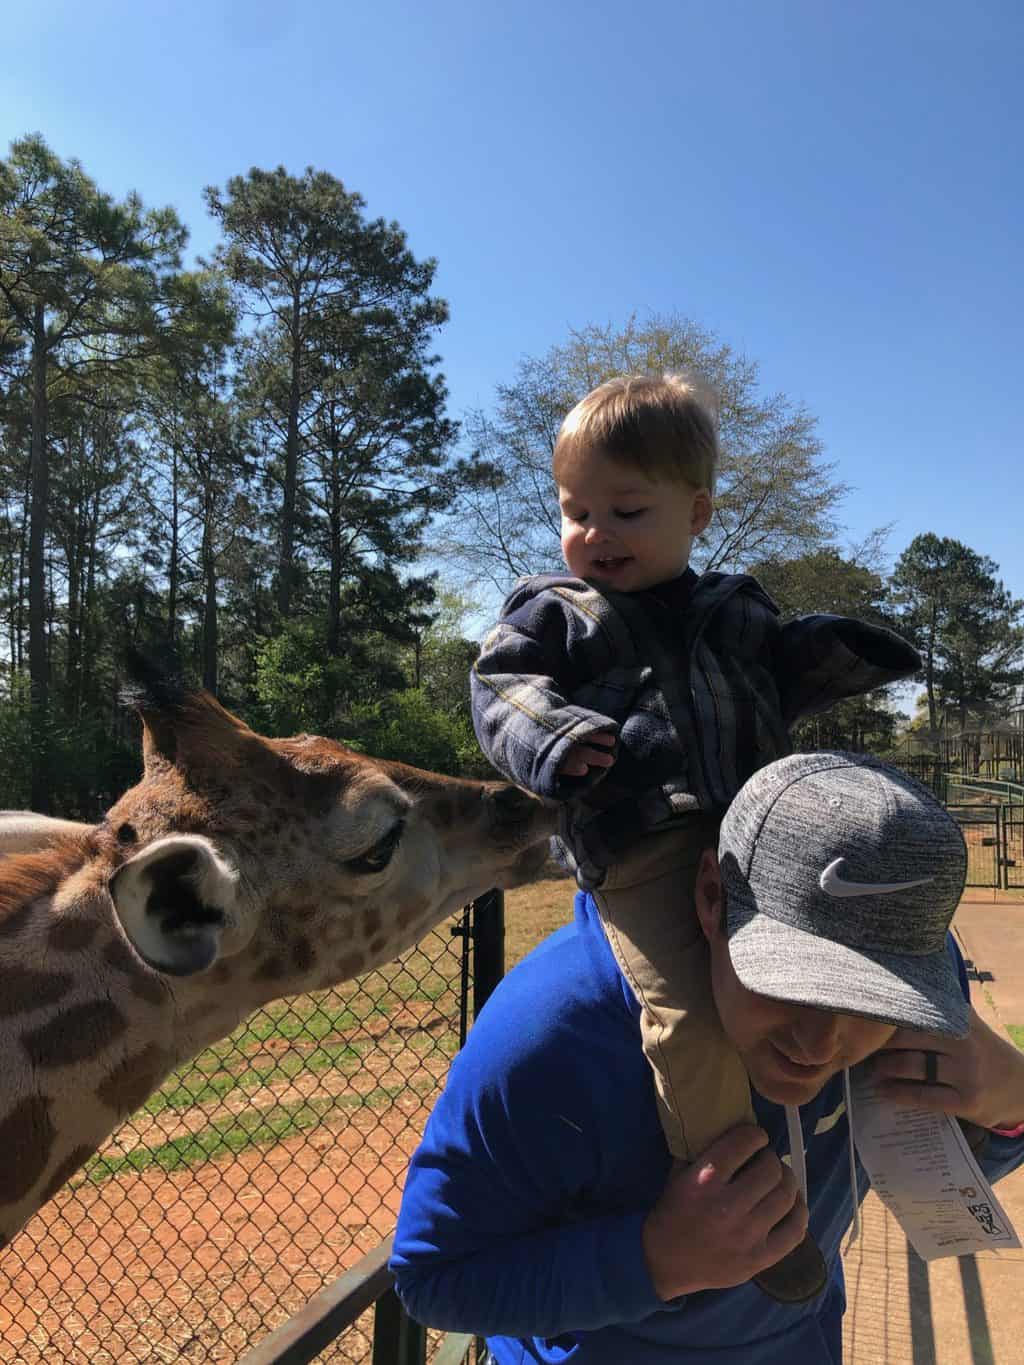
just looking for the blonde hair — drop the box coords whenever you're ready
[552,372,719,491]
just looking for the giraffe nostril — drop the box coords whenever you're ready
[116,823,138,845]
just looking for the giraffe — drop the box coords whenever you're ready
[0,660,556,1248]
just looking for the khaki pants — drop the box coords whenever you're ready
[595,826,755,1162]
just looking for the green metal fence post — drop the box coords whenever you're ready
[372,1287,427,1365]
[472,889,505,1019]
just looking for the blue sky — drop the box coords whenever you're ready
[4,0,1022,601]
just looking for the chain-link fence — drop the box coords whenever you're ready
[0,909,475,1364]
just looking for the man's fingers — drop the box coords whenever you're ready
[728,1148,787,1212]
[748,1173,808,1239]
[880,1026,943,1052]
[873,1079,963,1113]
[761,1199,809,1264]
[695,1125,771,1186]
[871,1047,949,1084]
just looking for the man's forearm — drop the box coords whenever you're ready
[393,1210,662,1339]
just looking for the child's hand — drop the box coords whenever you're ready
[558,730,617,778]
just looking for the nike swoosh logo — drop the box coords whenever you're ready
[818,857,935,898]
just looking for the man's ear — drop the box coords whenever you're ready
[690,490,713,538]
[694,847,723,942]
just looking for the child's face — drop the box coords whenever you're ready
[557,447,712,592]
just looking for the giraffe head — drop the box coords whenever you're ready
[98,658,556,993]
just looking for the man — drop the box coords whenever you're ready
[390,754,1024,1363]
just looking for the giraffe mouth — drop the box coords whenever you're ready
[147,907,227,976]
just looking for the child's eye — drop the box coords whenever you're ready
[615,508,646,520]
[562,510,587,524]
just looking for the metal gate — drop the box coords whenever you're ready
[946,804,1001,887]
[947,802,1024,889]
[1004,805,1024,889]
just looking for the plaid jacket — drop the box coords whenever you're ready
[471,570,921,888]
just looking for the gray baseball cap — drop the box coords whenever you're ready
[718,752,969,1038]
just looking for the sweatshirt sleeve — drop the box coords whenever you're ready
[390,995,665,1338]
[470,579,622,800]
[772,614,921,727]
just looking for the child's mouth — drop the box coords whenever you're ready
[592,556,631,573]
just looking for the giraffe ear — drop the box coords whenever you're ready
[109,835,241,977]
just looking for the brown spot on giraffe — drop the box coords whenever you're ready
[292,936,314,974]
[362,907,382,939]
[396,897,430,930]
[39,1145,96,1204]
[0,901,36,942]
[369,935,387,957]
[0,1097,56,1206]
[23,1000,128,1069]
[255,955,287,982]
[337,953,366,978]
[48,915,100,952]
[0,966,73,1017]
[103,936,166,1006]
[97,1043,172,1117]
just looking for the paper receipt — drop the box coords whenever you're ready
[850,1077,1021,1261]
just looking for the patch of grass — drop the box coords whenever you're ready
[1007,1025,1024,1050]
[144,1039,369,1116]
[85,1074,443,1183]
[504,875,575,968]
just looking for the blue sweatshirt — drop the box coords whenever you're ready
[391,895,1024,1364]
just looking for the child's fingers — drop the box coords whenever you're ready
[577,744,616,769]
[558,739,617,776]
[587,731,617,749]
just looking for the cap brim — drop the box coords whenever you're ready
[726,901,970,1040]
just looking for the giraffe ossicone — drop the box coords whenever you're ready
[0,658,555,1246]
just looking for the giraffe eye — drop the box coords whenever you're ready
[345,820,405,875]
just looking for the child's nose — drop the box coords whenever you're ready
[584,524,609,544]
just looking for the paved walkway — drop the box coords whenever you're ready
[843,892,1024,1364]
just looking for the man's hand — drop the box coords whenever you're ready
[641,1125,808,1301]
[867,1009,1024,1132]
[557,730,617,778]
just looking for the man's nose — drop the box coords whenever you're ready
[789,1009,841,1064]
